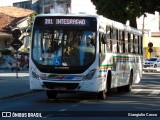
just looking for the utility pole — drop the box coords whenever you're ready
[142,13,147,57]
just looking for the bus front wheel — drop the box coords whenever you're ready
[46,91,57,99]
[97,90,106,100]
[124,71,133,92]
[97,72,111,99]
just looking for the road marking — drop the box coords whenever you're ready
[71,104,79,107]
[132,89,142,94]
[43,109,67,118]
[148,90,160,96]
[59,109,67,111]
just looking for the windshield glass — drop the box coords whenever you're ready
[149,58,157,61]
[32,29,96,67]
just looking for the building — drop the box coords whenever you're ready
[13,0,96,14]
[0,6,34,52]
[13,0,32,10]
[137,11,160,59]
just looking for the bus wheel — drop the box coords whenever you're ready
[124,71,133,92]
[97,72,111,99]
[46,91,57,99]
[97,90,106,100]
[154,64,157,68]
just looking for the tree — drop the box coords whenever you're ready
[91,0,160,27]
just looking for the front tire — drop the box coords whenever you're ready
[124,71,133,92]
[46,91,57,99]
[97,90,106,99]
[154,64,157,68]
[97,72,111,99]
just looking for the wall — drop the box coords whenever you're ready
[137,11,160,58]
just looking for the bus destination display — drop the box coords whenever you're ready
[35,17,96,27]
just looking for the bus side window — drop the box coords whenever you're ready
[134,35,139,54]
[132,34,136,54]
[129,33,134,53]
[117,29,119,53]
[99,33,105,65]
[138,36,143,55]
[111,29,118,53]
[125,32,129,53]
[119,30,123,53]
[106,26,111,52]
[128,33,131,53]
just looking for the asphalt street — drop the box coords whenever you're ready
[0,69,30,99]
[0,69,159,99]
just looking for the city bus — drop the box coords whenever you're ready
[29,13,143,99]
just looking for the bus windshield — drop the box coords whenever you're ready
[32,29,96,67]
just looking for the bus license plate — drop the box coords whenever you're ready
[54,87,66,90]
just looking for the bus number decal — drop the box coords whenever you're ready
[45,19,53,24]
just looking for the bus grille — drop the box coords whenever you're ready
[43,82,79,90]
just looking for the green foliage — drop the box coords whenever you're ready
[19,47,29,53]
[91,0,160,27]
[27,12,36,31]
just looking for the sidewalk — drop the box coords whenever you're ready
[0,69,31,99]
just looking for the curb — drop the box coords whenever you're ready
[0,91,41,100]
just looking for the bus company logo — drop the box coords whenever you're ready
[120,65,126,71]
[2,112,11,117]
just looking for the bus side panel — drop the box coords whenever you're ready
[29,74,44,90]
[29,61,44,90]
[133,55,142,84]
[101,53,141,89]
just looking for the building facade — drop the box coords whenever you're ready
[0,6,34,51]
[137,11,160,59]
[13,0,96,14]
[13,0,32,10]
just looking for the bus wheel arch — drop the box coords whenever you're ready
[106,70,112,95]
[97,70,112,99]
[124,69,133,92]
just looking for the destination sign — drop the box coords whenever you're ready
[45,18,86,25]
[34,17,96,27]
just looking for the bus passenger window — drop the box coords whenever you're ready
[119,31,123,53]
[111,29,117,53]
[106,26,111,52]
[125,32,129,53]
[130,34,134,53]
[134,35,139,54]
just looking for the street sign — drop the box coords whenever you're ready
[148,42,153,53]
[148,48,153,53]
[148,42,153,47]
[12,28,21,38]
[11,39,23,50]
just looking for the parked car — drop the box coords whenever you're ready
[143,57,160,68]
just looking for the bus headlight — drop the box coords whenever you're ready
[85,69,96,80]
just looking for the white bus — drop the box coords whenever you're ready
[30,13,143,99]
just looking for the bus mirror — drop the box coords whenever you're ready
[101,34,107,44]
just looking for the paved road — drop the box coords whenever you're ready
[0,69,30,98]
[0,69,160,99]
[0,72,159,120]
[0,70,160,120]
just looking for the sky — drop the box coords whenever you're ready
[0,0,27,6]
